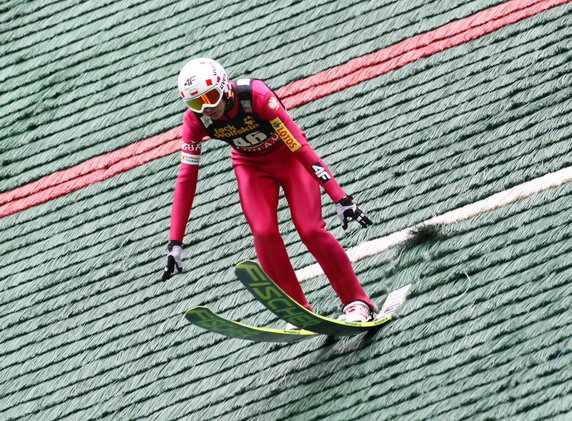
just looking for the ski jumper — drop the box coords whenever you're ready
[169,79,373,310]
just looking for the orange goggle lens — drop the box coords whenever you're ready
[185,88,223,112]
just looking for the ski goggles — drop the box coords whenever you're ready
[184,87,223,113]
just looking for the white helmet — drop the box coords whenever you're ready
[177,58,232,113]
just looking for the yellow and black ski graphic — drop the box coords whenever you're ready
[185,306,316,342]
[235,260,411,336]
[185,260,410,341]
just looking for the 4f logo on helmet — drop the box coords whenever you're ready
[312,162,331,183]
[184,76,196,86]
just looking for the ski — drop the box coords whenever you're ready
[235,260,411,336]
[184,305,317,342]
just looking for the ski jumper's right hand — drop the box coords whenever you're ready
[162,240,183,281]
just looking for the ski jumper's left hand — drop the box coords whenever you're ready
[335,196,373,230]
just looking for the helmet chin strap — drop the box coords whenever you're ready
[222,85,235,113]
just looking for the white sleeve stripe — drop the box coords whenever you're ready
[181,152,200,165]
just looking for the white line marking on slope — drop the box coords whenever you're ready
[296,166,572,281]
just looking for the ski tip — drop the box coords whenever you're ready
[236,259,258,267]
[185,305,207,312]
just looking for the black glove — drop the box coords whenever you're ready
[335,196,373,230]
[162,240,183,281]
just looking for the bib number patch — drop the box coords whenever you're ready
[233,131,268,148]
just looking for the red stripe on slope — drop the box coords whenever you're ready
[277,0,570,108]
[1,0,568,218]
[1,126,182,216]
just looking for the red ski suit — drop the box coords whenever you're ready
[169,79,372,310]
